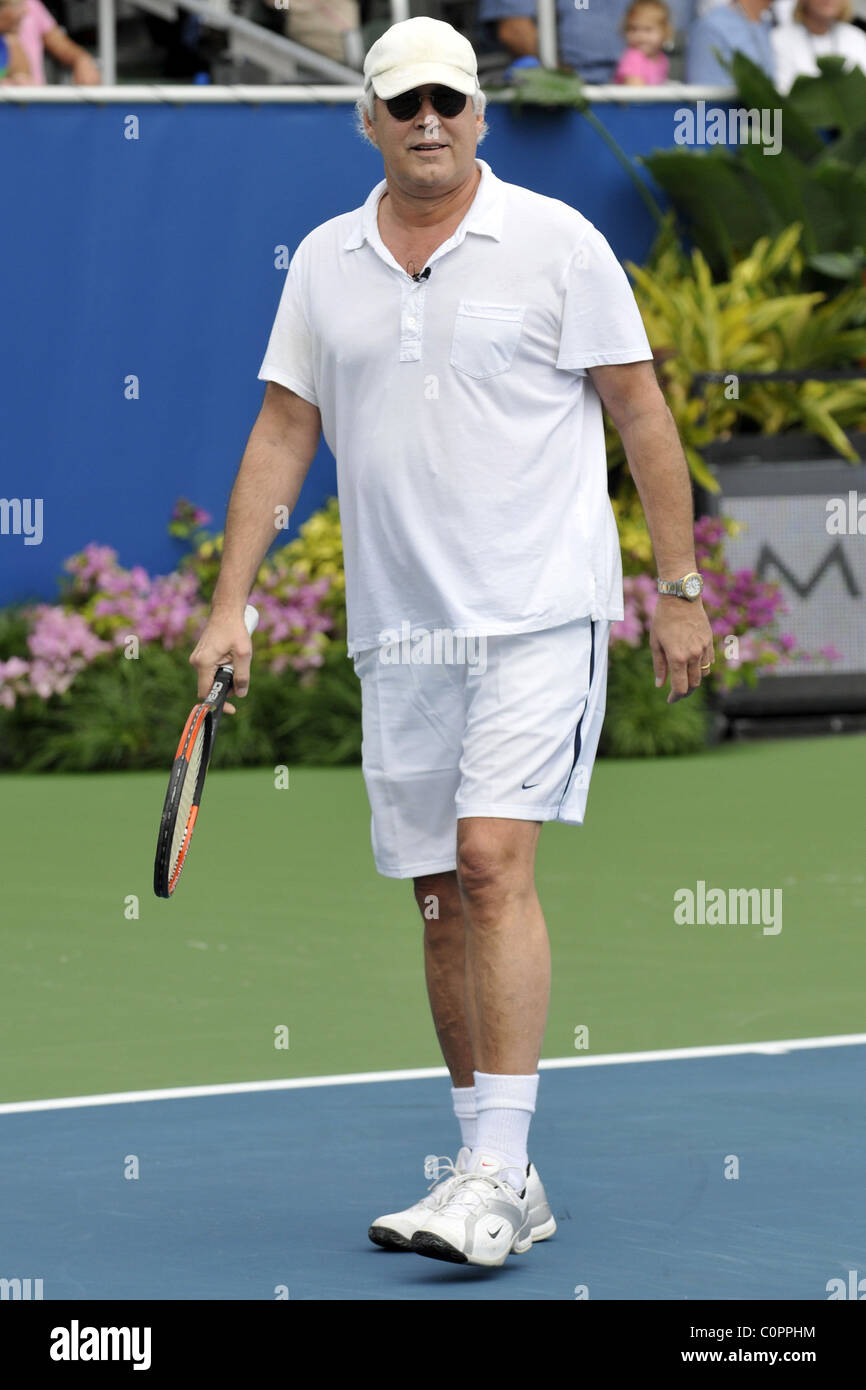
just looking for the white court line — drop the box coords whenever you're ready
[1,1033,864,1116]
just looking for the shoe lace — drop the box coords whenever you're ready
[441,1169,516,1217]
[424,1154,460,1191]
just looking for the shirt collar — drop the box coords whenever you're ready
[343,159,505,253]
[732,2,775,27]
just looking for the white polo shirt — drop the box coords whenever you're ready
[258,158,652,656]
[772,21,866,94]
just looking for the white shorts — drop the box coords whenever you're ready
[352,616,610,879]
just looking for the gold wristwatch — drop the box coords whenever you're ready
[657,572,704,601]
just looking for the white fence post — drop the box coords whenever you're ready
[536,0,558,69]
[98,0,117,85]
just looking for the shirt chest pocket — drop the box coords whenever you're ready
[449,301,526,380]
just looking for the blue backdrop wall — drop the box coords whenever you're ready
[0,97,684,603]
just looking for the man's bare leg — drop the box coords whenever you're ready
[412,870,474,1089]
[412,822,549,1187]
[456,817,549,1074]
[413,824,549,1081]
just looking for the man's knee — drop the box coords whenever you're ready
[456,822,540,906]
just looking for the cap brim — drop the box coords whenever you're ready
[369,62,477,100]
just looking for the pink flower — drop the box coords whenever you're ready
[28,607,110,667]
[0,656,29,680]
[610,610,643,647]
[0,655,32,710]
[64,543,121,593]
[8,514,335,705]
[171,499,212,529]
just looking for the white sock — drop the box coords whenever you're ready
[451,1085,477,1150]
[471,1070,539,1194]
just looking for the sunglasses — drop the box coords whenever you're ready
[384,86,468,121]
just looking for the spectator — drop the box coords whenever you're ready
[17,0,100,84]
[0,0,30,81]
[615,0,674,83]
[686,0,776,84]
[263,0,360,67]
[480,0,696,84]
[772,0,866,89]
[699,0,795,14]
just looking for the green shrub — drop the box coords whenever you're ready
[0,638,362,773]
[602,646,709,758]
[642,54,866,287]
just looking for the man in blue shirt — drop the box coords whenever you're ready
[479,0,697,84]
[686,0,777,85]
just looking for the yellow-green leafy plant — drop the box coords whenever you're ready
[607,224,866,489]
[279,497,345,612]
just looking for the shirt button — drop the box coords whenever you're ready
[407,317,417,328]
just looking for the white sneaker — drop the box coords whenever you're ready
[410,1153,534,1268]
[368,1147,473,1251]
[369,1151,557,1253]
[524,1162,557,1242]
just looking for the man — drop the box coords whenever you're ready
[190,16,713,1270]
[262,0,361,68]
[699,0,795,17]
[687,0,778,83]
[479,0,697,84]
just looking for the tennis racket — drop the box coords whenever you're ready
[153,603,259,899]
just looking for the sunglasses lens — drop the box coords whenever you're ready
[433,88,467,118]
[384,87,468,120]
[386,91,421,120]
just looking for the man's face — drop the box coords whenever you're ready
[805,0,845,21]
[364,83,484,196]
[0,1,26,32]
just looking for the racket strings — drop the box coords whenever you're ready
[170,720,208,875]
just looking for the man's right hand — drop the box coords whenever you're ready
[189,610,254,715]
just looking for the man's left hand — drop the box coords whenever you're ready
[650,597,714,704]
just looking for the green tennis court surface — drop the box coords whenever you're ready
[1,735,862,1104]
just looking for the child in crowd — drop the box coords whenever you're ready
[0,0,31,82]
[615,0,674,84]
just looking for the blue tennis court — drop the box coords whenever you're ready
[2,1039,862,1301]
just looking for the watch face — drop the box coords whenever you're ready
[683,574,702,599]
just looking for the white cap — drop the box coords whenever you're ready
[363,17,478,101]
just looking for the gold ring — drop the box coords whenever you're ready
[700,661,712,670]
